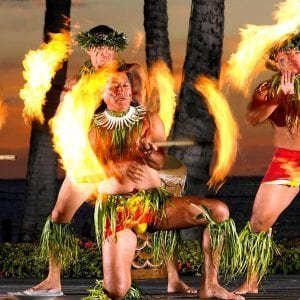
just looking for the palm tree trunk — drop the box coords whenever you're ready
[20,0,71,242]
[144,0,172,71]
[170,0,225,196]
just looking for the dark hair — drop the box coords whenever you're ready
[117,63,133,86]
[88,25,115,36]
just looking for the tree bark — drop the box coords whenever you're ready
[144,0,172,71]
[20,0,71,241]
[170,0,225,196]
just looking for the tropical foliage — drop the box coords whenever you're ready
[0,239,299,278]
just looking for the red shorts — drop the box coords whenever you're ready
[262,148,300,187]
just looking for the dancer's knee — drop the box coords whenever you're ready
[51,209,70,224]
[105,281,130,299]
[250,213,273,233]
[211,200,229,222]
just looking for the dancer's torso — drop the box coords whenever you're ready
[89,111,162,194]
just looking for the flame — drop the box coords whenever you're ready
[50,62,118,183]
[132,30,144,54]
[226,0,300,96]
[148,60,176,137]
[0,97,7,130]
[273,0,300,23]
[195,76,239,189]
[283,160,300,187]
[20,32,70,124]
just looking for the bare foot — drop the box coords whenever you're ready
[27,277,61,292]
[200,282,245,299]
[234,281,258,295]
[168,278,197,294]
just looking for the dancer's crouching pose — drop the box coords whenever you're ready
[26,69,243,299]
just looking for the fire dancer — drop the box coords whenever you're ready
[51,68,243,299]
[235,32,300,295]
[17,25,202,297]
[62,25,146,107]
[21,65,243,299]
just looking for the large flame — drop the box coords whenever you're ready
[50,62,117,183]
[273,0,300,23]
[226,0,300,96]
[195,76,239,190]
[148,60,176,137]
[20,32,70,124]
[0,97,7,130]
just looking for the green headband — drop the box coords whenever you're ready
[269,31,300,61]
[76,30,127,51]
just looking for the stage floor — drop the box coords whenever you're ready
[0,275,299,299]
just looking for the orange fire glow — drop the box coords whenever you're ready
[132,30,144,54]
[148,60,176,137]
[50,62,117,184]
[20,32,70,124]
[226,0,300,96]
[195,76,239,190]
[0,97,7,130]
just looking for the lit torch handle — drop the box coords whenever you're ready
[0,155,16,161]
[153,140,196,148]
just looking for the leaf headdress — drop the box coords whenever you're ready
[76,27,127,51]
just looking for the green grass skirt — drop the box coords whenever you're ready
[39,216,79,269]
[239,222,279,283]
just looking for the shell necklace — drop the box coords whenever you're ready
[93,105,146,129]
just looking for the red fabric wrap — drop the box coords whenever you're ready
[105,206,155,238]
[262,147,300,185]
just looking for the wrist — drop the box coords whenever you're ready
[139,150,152,163]
[270,90,287,104]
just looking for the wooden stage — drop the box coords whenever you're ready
[0,275,299,299]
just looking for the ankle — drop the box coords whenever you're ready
[45,276,61,285]
[247,279,258,289]
[167,274,180,283]
[201,277,218,287]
